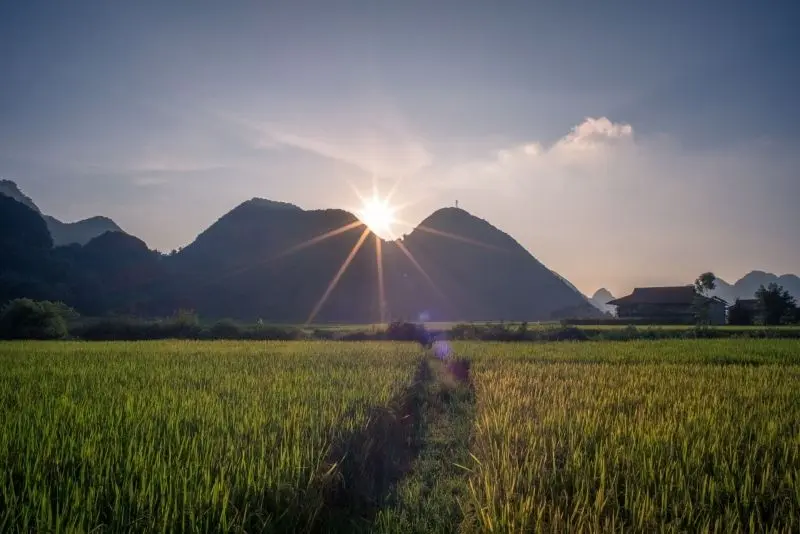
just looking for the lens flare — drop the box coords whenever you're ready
[357,195,396,237]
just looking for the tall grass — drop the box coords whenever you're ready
[0,341,420,532]
[460,340,800,532]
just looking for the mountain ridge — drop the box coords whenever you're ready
[1,179,124,246]
[8,184,795,322]
[590,288,616,314]
[0,190,602,322]
[713,272,800,302]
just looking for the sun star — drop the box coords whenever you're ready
[357,195,397,238]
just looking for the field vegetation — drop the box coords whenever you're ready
[459,340,800,532]
[0,341,421,532]
[1,339,799,532]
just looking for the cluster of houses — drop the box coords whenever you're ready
[606,285,729,325]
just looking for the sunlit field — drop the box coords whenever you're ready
[458,341,800,532]
[1,340,799,533]
[0,341,421,532]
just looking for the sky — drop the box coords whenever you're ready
[1,0,798,297]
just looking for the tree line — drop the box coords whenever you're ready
[694,272,799,326]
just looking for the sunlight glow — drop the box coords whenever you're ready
[306,227,371,325]
[357,195,397,238]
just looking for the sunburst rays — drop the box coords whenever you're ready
[394,240,451,305]
[198,184,508,324]
[212,220,364,282]
[274,220,364,260]
[375,235,387,323]
[306,226,371,325]
[402,222,508,252]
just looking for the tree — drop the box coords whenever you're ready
[692,272,717,326]
[755,283,797,325]
[727,298,754,325]
[0,298,74,339]
[694,272,717,295]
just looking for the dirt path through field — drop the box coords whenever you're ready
[312,351,477,533]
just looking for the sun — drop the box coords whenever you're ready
[357,195,396,237]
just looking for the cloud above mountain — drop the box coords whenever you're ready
[430,117,799,295]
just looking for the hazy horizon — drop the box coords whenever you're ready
[2,1,798,298]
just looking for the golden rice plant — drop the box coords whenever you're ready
[0,340,420,532]
[459,340,800,533]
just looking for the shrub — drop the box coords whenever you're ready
[0,298,72,340]
[385,321,431,344]
[207,319,241,339]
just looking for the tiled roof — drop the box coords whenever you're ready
[607,285,701,306]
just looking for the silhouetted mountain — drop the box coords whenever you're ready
[590,288,616,314]
[387,208,600,321]
[0,179,39,213]
[713,271,800,302]
[44,215,123,246]
[0,191,602,321]
[154,202,601,322]
[0,179,123,245]
[165,199,382,321]
[55,231,168,315]
[0,194,58,302]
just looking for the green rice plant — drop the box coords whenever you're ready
[0,340,420,532]
[459,340,800,533]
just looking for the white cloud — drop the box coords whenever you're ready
[263,128,432,178]
[221,109,433,179]
[423,116,798,296]
[438,116,638,191]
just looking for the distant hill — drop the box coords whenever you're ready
[5,182,796,323]
[590,288,616,314]
[0,179,123,245]
[0,188,605,321]
[390,207,600,322]
[712,271,800,302]
[164,203,601,322]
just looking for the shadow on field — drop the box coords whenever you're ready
[312,358,432,532]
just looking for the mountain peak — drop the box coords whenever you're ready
[711,270,799,301]
[414,206,521,250]
[589,288,616,313]
[2,179,123,245]
[0,179,40,213]
[241,197,303,211]
[592,288,615,301]
[418,206,474,226]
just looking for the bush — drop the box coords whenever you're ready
[0,298,72,340]
[385,321,432,343]
[546,326,589,342]
[207,319,241,340]
[70,315,309,341]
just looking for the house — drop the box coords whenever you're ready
[606,286,727,325]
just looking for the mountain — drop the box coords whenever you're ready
[0,179,123,245]
[0,194,61,303]
[0,179,40,212]
[162,203,601,322]
[44,215,123,247]
[590,288,616,314]
[713,271,800,302]
[387,207,600,322]
[55,231,168,315]
[0,191,603,321]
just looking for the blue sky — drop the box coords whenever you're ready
[1,0,798,296]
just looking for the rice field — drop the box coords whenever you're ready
[1,339,799,533]
[458,341,800,533]
[0,341,421,532]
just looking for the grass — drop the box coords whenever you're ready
[458,340,800,532]
[373,357,476,534]
[1,339,799,532]
[0,341,421,532]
